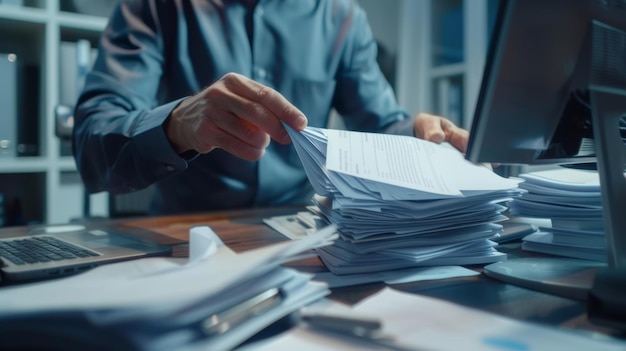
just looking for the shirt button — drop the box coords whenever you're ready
[165,165,175,172]
[257,68,267,79]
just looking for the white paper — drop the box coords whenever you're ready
[520,168,601,188]
[245,288,626,351]
[354,288,624,351]
[313,265,478,288]
[325,129,521,198]
[187,225,223,264]
[326,129,461,196]
[263,212,322,240]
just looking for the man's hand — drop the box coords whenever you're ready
[165,73,308,161]
[413,113,469,154]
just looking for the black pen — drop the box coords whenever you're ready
[300,312,382,338]
[300,311,418,351]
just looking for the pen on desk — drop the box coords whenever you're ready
[296,216,315,230]
[300,312,382,337]
[300,312,418,351]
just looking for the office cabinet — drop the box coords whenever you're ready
[0,0,111,225]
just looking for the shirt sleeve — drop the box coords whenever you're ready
[332,2,414,137]
[73,0,189,194]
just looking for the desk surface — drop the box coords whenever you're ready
[1,205,621,340]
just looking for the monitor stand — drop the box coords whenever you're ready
[483,258,605,301]
[486,21,626,313]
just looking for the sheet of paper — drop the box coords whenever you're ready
[313,265,478,288]
[188,225,223,264]
[325,129,521,197]
[521,231,607,262]
[244,288,626,351]
[263,212,322,240]
[520,168,601,189]
[354,288,624,351]
[326,129,461,196]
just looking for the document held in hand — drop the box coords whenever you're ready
[0,225,338,351]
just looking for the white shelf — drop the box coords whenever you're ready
[0,154,76,176]
[0,5,47,23]
[429,63,466,79]
[57,12,107,31]
[0,158,48,173]
[57,157,78,172]
[0,0,111,226]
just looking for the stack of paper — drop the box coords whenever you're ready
[287,126,524,275]
[509,168,607,262]
[0,225,338,351]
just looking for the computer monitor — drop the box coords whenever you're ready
[466,0,626,302]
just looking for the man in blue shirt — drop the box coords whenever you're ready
[73,0,469,215]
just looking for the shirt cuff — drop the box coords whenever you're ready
[132,98,191,177]
[384,115,415,137]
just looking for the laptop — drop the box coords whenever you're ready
[0,225,172,282]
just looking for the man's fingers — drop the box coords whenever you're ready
[414,113,446,143]
[221,73,308,131]
[414,113,469,154]
[219,89,291,144]
[172,73,307,160]
[480,162,493,171]
[220,117,271,150]
[168,76,290,160]
[209,127,268,161]
[441,120,469,154]
[204,91,274,148]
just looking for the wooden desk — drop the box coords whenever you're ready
[1,206,622,340]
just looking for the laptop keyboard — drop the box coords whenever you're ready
[0,236,100,265]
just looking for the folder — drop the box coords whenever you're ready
[0,225,338,350]
[0,53,17,158]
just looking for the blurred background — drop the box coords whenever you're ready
[0,0,499,226]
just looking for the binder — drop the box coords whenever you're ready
[0,53,17,158]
